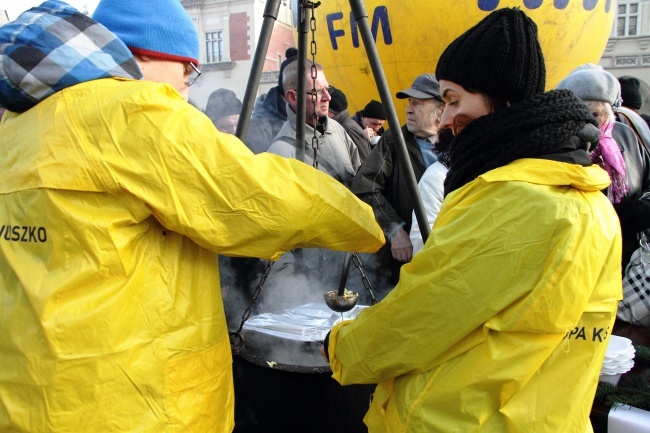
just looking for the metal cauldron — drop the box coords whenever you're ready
[232,303,374,433]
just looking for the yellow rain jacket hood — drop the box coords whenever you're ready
[328,158,622,433]
[0,3,384,432]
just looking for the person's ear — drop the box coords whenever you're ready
[135,54,152,63]
[133,54,153,76]
[286,89,298,106]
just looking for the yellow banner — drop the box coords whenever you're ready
[305,0,616,122]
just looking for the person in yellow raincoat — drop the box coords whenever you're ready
[0,1,384,432]
[324,8,622,433]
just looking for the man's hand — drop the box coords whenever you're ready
[390,227,413,263]
[364,127,375,141]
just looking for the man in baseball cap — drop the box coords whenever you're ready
[396,74,444,140]
[352,73,446,291]
[396,73,442,99]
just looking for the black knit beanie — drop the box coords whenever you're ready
[362,100,386,120]
[619,76,643,109]
[435,8,545,103]
[329,88,348,114]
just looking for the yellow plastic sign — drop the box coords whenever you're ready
[306,0,615,120]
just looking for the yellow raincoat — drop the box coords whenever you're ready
[0,78,384,432]
[328,158,622,433]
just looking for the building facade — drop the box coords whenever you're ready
[182,0,295,111]
[600,0,650,114]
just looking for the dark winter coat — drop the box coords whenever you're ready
[333,109,372,162]
[244,86,287,154]
[617,106,650,153]
[351,125,425,286]
[353,110,385,137]
[352,125,425,236]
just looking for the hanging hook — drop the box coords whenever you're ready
[301,0,321,9]
[229,331,245,355]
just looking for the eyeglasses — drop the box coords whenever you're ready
[306,86,334,97]
[185,62,202,87]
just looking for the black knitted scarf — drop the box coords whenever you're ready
[443,89,599,196]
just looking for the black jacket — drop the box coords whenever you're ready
[352,110,385,137]
[617,106,650,153]
[352,125,425,237]
[351,125,425,287]
[244,86,287,154]
[333,109,372,162]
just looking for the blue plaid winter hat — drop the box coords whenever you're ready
[0,0,142,113]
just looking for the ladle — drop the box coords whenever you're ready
[324,252,359,313]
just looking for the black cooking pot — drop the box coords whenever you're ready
[232,328,375,433]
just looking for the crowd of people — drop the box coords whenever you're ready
[0,1,648,432]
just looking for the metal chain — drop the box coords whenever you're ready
[229,253,378,353]
[308,1,320,169]
[351,253,379,304]
[230,0,322,355]
[229,260,275,352]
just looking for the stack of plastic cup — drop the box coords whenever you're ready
[600,335,635,385]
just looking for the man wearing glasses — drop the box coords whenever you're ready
[97,0,203,100]
[268,60,361,187]
[262,61,364,308]
[0,1,385,432]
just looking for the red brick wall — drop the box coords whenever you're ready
[264,24,295,72]
[230,12,250,61]
[228,12,295,70]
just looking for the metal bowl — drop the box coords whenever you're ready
[323,290,359,313]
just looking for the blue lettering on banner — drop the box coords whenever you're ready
[350,6,392,48]
[0,225,47,243]
[478,0,611,12]
[328,1,611,50]
[327,12,346,50]
[327,6,392,50]
[554,0,569,9]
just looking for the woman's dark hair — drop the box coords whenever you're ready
[465,87,507,112]
[435,128,454,154]
[435,128,454,168]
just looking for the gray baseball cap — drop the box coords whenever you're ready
[396,74,442,100]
